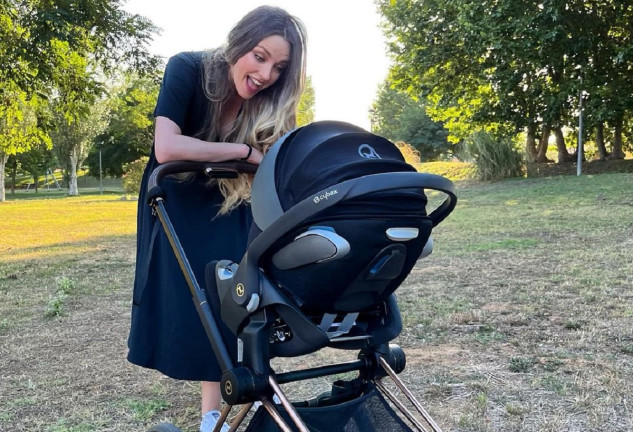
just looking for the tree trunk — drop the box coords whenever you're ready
[536,124,553,163]
[68,151,79,196]
[525,123,538,163]
[554,127,574,163]
[0,152,8,202]
[9,157,17,195]
[596,122,608,161]
[610,117,626,159]
[62,168,69,188]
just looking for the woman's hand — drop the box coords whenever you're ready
[241,144,264,165]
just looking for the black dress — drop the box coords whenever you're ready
[127,52,252,381]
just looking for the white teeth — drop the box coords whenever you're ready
[250,77,262,87]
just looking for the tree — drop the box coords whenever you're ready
[17,143,55,192]
[1,0,159,96]
[48,38,110,195]
[580,1,633,160]
[51,97,109,195]
[371,81,451,160]
[0,0,159,201]
[296,75,315,127]
[377,0,633,164]
[85,71,160,177]
[0,82,50,201]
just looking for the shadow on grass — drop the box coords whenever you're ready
[0,234,136,266]
[4,188,127,201]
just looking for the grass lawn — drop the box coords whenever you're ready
[1,172,632,431]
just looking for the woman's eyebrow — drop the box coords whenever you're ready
[255,45,289,63]
[256,45,271,56]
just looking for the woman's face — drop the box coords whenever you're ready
[230,35,290,100]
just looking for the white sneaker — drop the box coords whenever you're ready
[253,394,281,409]
[200,410,230,432]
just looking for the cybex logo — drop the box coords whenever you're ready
[313,189,338,204]
[358,144,381,159]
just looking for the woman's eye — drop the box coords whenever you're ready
[274,65,285,73]
[254,53,264,62]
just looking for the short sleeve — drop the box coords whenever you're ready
[153,53,200,131]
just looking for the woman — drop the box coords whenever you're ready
[127,6,307,432]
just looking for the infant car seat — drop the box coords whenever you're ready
[215,121,456,359]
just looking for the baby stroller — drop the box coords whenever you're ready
[146,121,457,432]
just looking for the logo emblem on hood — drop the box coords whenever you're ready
[358,144,381,159]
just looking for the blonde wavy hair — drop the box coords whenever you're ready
[200,6,307,214]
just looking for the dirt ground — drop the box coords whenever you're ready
[1,172,632,431]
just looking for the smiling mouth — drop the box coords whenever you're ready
[249,76,262,87]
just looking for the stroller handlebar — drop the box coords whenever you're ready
[147,160,258,193]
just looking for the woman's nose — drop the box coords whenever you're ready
[260,64,273,81]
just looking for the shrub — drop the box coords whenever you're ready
[45,291,67,318]
[509,356,536,373]
[417,161,475,181]
[395,141,421,165]
[467,132,524,181]
[122,157,149,196]
[45,276,77,318]
[56,276,76,294]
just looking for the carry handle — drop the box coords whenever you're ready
[147,160,258,193]
[247,172,457,263]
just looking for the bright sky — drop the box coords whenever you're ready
[122,0,391,130]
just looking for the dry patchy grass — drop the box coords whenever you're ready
[1,173,632,431]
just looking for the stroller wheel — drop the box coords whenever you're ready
[146,423,182,432]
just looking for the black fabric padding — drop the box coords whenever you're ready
[274,131,415,211]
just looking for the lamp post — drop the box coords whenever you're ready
[369,108,377,133]
[98,142,103,194]
[577,78,584,176]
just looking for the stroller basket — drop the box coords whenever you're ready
[146,121,457,432]
[245,380,413,432]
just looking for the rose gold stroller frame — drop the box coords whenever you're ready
[210,357,444,432]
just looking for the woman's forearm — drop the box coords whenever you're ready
[154,116,255,164]
[156,134,250,163]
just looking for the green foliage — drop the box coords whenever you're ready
[16,143,55,190]
[372,82,451,160]
[466,132,524,181]
[377,0,633,161]
[45,291,68,318]
[297,75,315,127]
[85,72,161,177]
[509,357,536,373]
[1,0,159,96]
[122,157,149,195]
[506,403,528,417]
[51,97,110,193]
[44,276,77,318]
[125,398,170,421]
[0,81,51,157]
[0,81,51,200]
[564,319,582,330]
[56,276,76,295]
[0,0,159,200]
